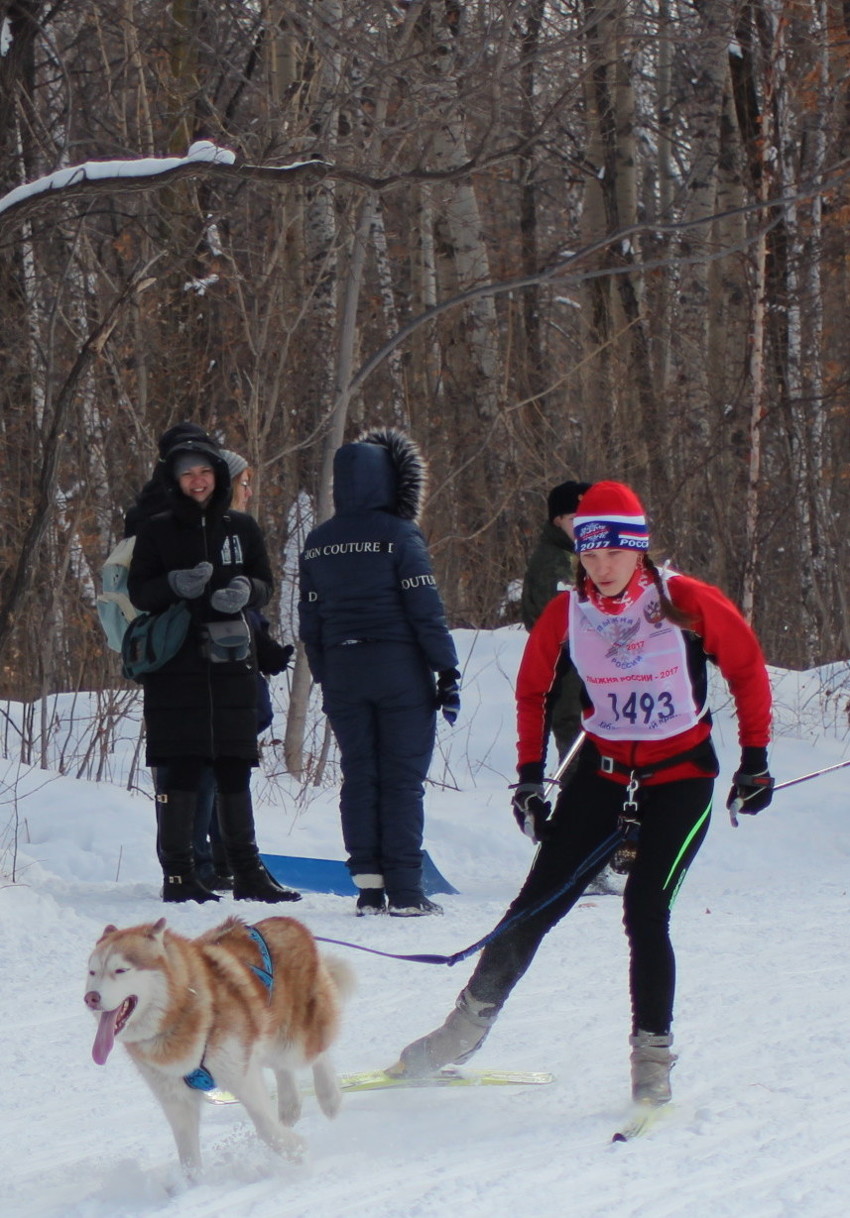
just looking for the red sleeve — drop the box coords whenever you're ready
[515,592,569,775]
[668,573,772,748]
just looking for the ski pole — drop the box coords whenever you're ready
[729,757,850,825]
[773,758,850,792]
[525,729,587,844]
[542,729,586,800]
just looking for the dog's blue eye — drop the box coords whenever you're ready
[114,968,127,974]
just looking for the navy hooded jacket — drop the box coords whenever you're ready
[298,430,458,684]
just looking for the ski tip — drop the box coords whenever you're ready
[611,1100,669,1142]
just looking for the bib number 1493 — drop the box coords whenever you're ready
[607,690,674,725]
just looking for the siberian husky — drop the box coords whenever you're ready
[84,914,355,1177]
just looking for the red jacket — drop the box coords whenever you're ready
[516,571,772,785]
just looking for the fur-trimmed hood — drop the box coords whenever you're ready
[332,427,427,521]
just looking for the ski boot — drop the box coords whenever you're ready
[629,1030,677,1105]
[387,988,498,1077]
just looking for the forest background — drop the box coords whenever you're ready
[1,0,849,782]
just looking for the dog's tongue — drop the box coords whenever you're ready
[92,1008,119,1065]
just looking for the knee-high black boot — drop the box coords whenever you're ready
[216,790,301,903]
[157,790,220,904]
[209,836,234,891]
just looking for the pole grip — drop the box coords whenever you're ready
[728,796,742,827]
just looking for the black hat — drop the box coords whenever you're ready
[547,480,592,522]
[157,421,216,459]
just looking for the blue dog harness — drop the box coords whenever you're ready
[245,925,274,992]
[183,925,274,1091]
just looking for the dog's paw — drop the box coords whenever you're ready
[314,1077,343,1120]
[312,1059,343,1119]
[277,1128,306,1163]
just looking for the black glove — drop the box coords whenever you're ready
[210,575,252,614]
[726,746,774,823]
[436,668,461,726]
[167,561,213,599]
[511,783,552,843]
[256,638,294,676]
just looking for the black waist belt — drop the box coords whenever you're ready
[591,739,716,781]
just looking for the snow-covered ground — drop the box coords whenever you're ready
[2,627,849,1218]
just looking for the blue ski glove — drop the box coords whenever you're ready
[210,575,252,614]
[167,561,213,599]
[511,783,552,843]
[726,746,774,824]
[436,668,461,725]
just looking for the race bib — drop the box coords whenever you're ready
[568,579,703,740]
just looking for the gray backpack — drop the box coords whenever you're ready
[96,536,139,651]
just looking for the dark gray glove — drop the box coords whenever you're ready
[511,783,552,843]
[210,575,251,614]
[726,746,774,824]
[167,561,213,599]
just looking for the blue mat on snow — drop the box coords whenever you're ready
[260,850,459,896]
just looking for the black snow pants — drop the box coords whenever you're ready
[467,760,713,1035]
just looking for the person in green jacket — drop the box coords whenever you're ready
[521,480,624,897]
[521,480,591,755]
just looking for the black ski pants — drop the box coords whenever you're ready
[322,639,437,902]
[467,763,713,1034]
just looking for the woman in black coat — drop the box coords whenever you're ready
[128,434,299,904]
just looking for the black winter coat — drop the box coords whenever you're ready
[298,430,458,684]
[127,441,273,765]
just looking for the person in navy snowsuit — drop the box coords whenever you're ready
[298,428,460,916]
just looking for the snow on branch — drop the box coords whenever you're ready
[0,135,558,238]
[0,141,233,215]
[0,142,332,234]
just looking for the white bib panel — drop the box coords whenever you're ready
[568,580,702,741]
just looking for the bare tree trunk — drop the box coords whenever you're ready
[708,86,748,591]
[581,0,665,505]
[414,2,502,431]
[792,0,833,659]
[285,0,344,779]
[518,0,547,414]
[673,0,737,570]
[741,209,766,625]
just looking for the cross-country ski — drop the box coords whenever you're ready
[205,1067,555,1105]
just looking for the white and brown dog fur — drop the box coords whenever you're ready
[85,914,355,1177]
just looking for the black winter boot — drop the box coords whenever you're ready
[209,838,234,891]
[356,888,386,916]
[216,790,301,903]
[157,791,220,904]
